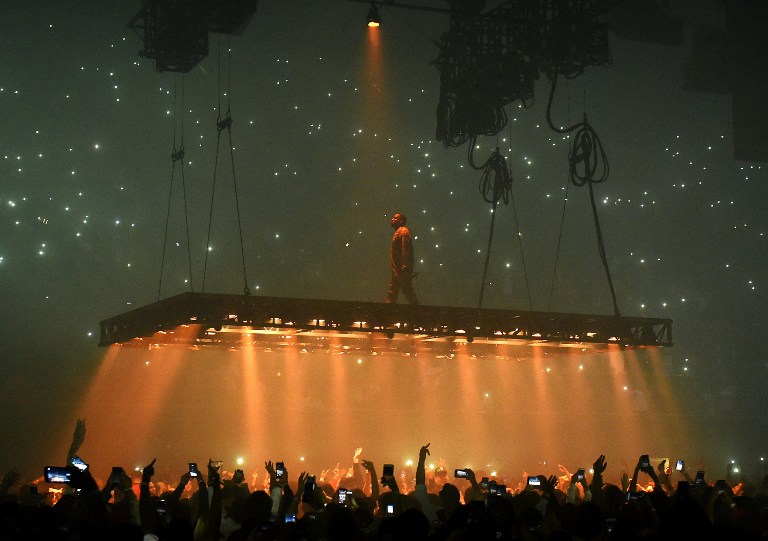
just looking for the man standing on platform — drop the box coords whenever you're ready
[386,212,419,305]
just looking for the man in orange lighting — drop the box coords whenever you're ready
[386,212,419,304]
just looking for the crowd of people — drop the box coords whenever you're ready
[1,422,767,540]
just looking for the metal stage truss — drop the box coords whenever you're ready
[99,293,672,356]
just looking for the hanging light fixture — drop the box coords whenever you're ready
[367,3,381,27]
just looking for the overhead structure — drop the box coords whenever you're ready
[435,0,612,148]
[99,292,672,355]
[129,0,258,72]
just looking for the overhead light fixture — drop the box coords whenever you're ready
[367,4,381,27]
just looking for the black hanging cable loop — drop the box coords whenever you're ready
[473,136,515,309]
[546,69,620,317]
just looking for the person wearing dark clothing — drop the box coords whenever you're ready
[386,213,419,305]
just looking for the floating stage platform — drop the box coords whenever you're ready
[98,292,672,357]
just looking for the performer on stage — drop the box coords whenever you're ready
[386,212,419,305]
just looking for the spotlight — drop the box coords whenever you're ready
[367,4,381,27]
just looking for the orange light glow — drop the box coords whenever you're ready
[72,330,688,484]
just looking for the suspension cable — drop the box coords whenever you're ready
[508,114,533,311]
[546,69,620,316]
[202,34,251,296]
[179,75,194,293]
[158,74,193,301]
[548,76,573,312]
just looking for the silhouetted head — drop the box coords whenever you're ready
[391,213,406,229]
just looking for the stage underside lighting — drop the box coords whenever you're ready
[99,293,672,357]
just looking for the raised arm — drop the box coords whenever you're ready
[66,419,86,466]
[139,459,158,536]
[589,455,607,504]
[416,443,429,486]
[362,460,379,501]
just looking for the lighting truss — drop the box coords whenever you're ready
[99,292,672,356]
[129,0,258,72]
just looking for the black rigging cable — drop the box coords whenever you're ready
[202,35,251,296]
[546,69,620,316]
[548,77,573,312]
[158,75,194,301]
[470,135,511,309]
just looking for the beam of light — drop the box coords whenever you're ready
[527,346,560,471]
[624,347,691,455]
[240,329,267,462]
[71,325,198,473]
[602,345,645,464]
[328,332,352,454]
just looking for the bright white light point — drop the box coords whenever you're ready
[546,367,551,373]
[484,392,489,398]
[236,457,244,466]
[579,365,584,370]
[87,331,93,337]
[94,144,100,149]
[275,234,279,238]
[623,386,628,391]
[357,358,363,364]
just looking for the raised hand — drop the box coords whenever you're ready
[593,455,607,476]
[353,447,363,464]
[265,461,277,486]
[465,468,478,486]
[540,475,559,494]
[419,443,431,462]
[297,471,308,495]
[142,458,156,484]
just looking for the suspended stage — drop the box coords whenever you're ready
[98,292,671,357]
